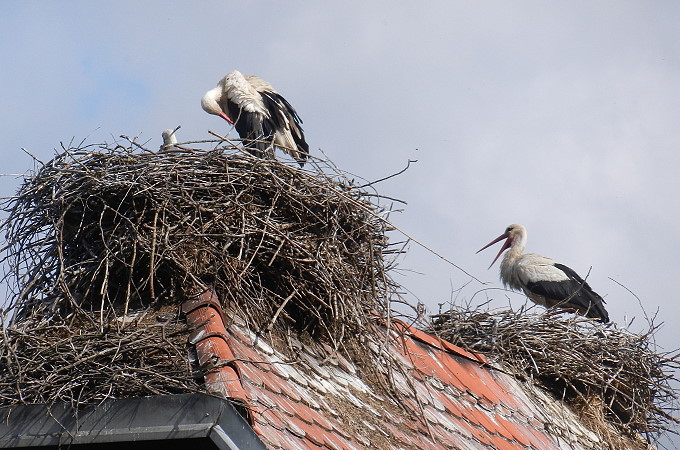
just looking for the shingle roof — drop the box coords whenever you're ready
[201,311,632,449]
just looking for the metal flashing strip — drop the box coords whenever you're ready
[0,394,266,449]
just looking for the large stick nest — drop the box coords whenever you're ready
[1,139,401,368]
[428,306,679,442]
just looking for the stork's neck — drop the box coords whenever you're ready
[506,233,526,259]
[501,244,522,269]
[201,88,222,116]
[499,233,527,289]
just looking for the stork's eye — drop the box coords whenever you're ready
[505,227,513,232]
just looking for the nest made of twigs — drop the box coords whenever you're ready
[0,305,200,407]
[428,306,679,443]
[1,139,401,356]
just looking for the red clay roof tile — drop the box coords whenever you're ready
[260,370,288,396]
[251,388,278,410]
[321,430,360,450]
[487,434,526,450]
[470,408,504,436]
[257,432,284,449]
[256,407,288,431]
[292,400,319,426]
[491,418,517,442]
[463,422,498,447]
[394,319,489,365]
[496,415,532,447]
[438,356,484,396]
[184,292,252,418]
[309,411,334,433]
[290,414,329,447]
[297,390,323,410]
[275,433,313,450]
[437,392,465,419]
[464,363,505,405]
[284,418,306,439]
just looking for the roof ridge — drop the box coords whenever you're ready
[389,318,488,365]
[183,288,252,423]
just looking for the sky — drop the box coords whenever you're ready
[1,0,679,445]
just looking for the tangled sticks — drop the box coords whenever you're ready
[429,307,680,441]
[0,308,200,406]
[2,140,400,349]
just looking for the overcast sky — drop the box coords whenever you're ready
[2,1,679,444]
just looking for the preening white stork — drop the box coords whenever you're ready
[201,70,309,166]
[477,224,610,323]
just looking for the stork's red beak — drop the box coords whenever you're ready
[477,232,511,269]
[219,112,234,125]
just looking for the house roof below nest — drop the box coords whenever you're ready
[0,313,649,449]
[216,313,650,449]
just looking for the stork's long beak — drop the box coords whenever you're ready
[476,232,511,269]
[219,112,234,125]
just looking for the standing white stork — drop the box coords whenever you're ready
[477,224,609,323]
[201,70,309,166]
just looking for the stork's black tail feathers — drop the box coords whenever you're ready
[554,263,610,323]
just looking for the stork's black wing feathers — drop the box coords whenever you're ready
[526,263,610,323]
[260,91,309,161]
[257,92,280,142]
[227,99,269,157]
[260,91,304,124]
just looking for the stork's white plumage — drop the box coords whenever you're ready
[161,129,177,145]
[201,70,309,166]
[477,224,610,323]
[160,128,179,151]
[161,129,177,146]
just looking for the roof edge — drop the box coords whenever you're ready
[391,318,488,364]
[0,394,265,449]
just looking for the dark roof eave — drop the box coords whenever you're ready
[0,393,266,449]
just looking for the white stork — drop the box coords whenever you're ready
[201,70,309,166]
[477,224,609,323]
[160,126,180,151]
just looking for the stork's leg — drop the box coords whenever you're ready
[243,142,266,159]
[264,142,276,160]
[543,307,580,319]
[242,134,271,159]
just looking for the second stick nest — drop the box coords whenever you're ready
[428,307,679,442]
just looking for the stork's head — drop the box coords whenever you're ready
[161,125,180,147]
[201,87,234,124]
[477,223,527,268]
[161,129,177,146]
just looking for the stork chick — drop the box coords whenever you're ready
[160,126,180,151]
